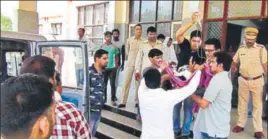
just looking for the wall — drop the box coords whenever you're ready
[37,1,204,41]
[114,1,128,41]
[38,1,68,39]
[68,1,115,40]
[39,16,65,40]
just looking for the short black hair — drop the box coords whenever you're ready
[135,24,142,29]
[205,38,221,50]
[1,73,53,136]
[147,26,156,34]
[112,29,120,35]
[214,51,233,71]
[157,34,165,40]
[190,30,202,39]
[148,49,163,58]
[143,68,161,89]
[104,31,112,37]
[56,71,61,86]
[94,49,108,62]
[20,55,56,80]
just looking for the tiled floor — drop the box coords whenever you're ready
[104,64,267,139]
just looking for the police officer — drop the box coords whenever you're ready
[232,27,267,139]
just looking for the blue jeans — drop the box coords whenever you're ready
[196,132,227,139]
[173,97,193,135]
[76,68,84,86]
[90,111,101,136]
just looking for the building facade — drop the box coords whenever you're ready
[37,0,267,51]
[38,1,203,45]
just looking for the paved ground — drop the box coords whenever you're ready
[104,63,268,139]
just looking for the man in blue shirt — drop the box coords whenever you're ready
[89,49,108,136]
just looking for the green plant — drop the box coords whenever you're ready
[1,14,12,31]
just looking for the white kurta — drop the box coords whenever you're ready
[138,71,201,139]
[163,37,178,64]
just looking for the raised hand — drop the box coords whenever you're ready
[192,11,201,24]
[188,57,196,72]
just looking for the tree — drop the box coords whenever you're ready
[1,14,12,31]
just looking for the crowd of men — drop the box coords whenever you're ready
[1,12,267,139]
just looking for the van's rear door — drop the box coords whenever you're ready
[36,41,90,121]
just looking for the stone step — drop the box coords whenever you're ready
[96,123,139,139]
[103,104,137,120]
[101,110,141,137]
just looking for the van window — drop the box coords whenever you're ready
[41,46,84,89]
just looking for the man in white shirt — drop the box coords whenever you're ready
[138,67,201,139]
[74,27,86,88]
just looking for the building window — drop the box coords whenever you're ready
[157,1,172,21]
[51,23,62,35]
[78,3,109,47]
[130,1,140,22]
[129,0,183,39]
[140,1,156,22]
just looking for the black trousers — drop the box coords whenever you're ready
[104,67,117,102]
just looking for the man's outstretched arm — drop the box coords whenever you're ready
[176,12,200,44]
[191,75,221,109]
[165,71,201,105]
[190,94,210,109]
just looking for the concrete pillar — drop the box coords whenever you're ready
[114,1,129,41]
[16,1,38,34]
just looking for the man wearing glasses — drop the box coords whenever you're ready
[204,39,222,63]
[190,38,222,98]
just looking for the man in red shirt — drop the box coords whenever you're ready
[20,55,92,139]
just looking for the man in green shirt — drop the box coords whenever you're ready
[101,31,120,105]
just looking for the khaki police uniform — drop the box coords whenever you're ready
[133,40,168,103]
[121,36,144,105]
[233,27,268,132]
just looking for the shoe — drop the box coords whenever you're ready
[111,97,118,102]
[189,130,193,138]
[179,135,189,139]
[174,131,181,139]
[118,104,126,108]
[254,132,265,139]
[232,125,244,133]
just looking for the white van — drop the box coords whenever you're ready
[0,31,90,120]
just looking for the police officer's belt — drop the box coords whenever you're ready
[241,74,263,80]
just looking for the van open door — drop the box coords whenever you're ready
[36,41,90,121]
